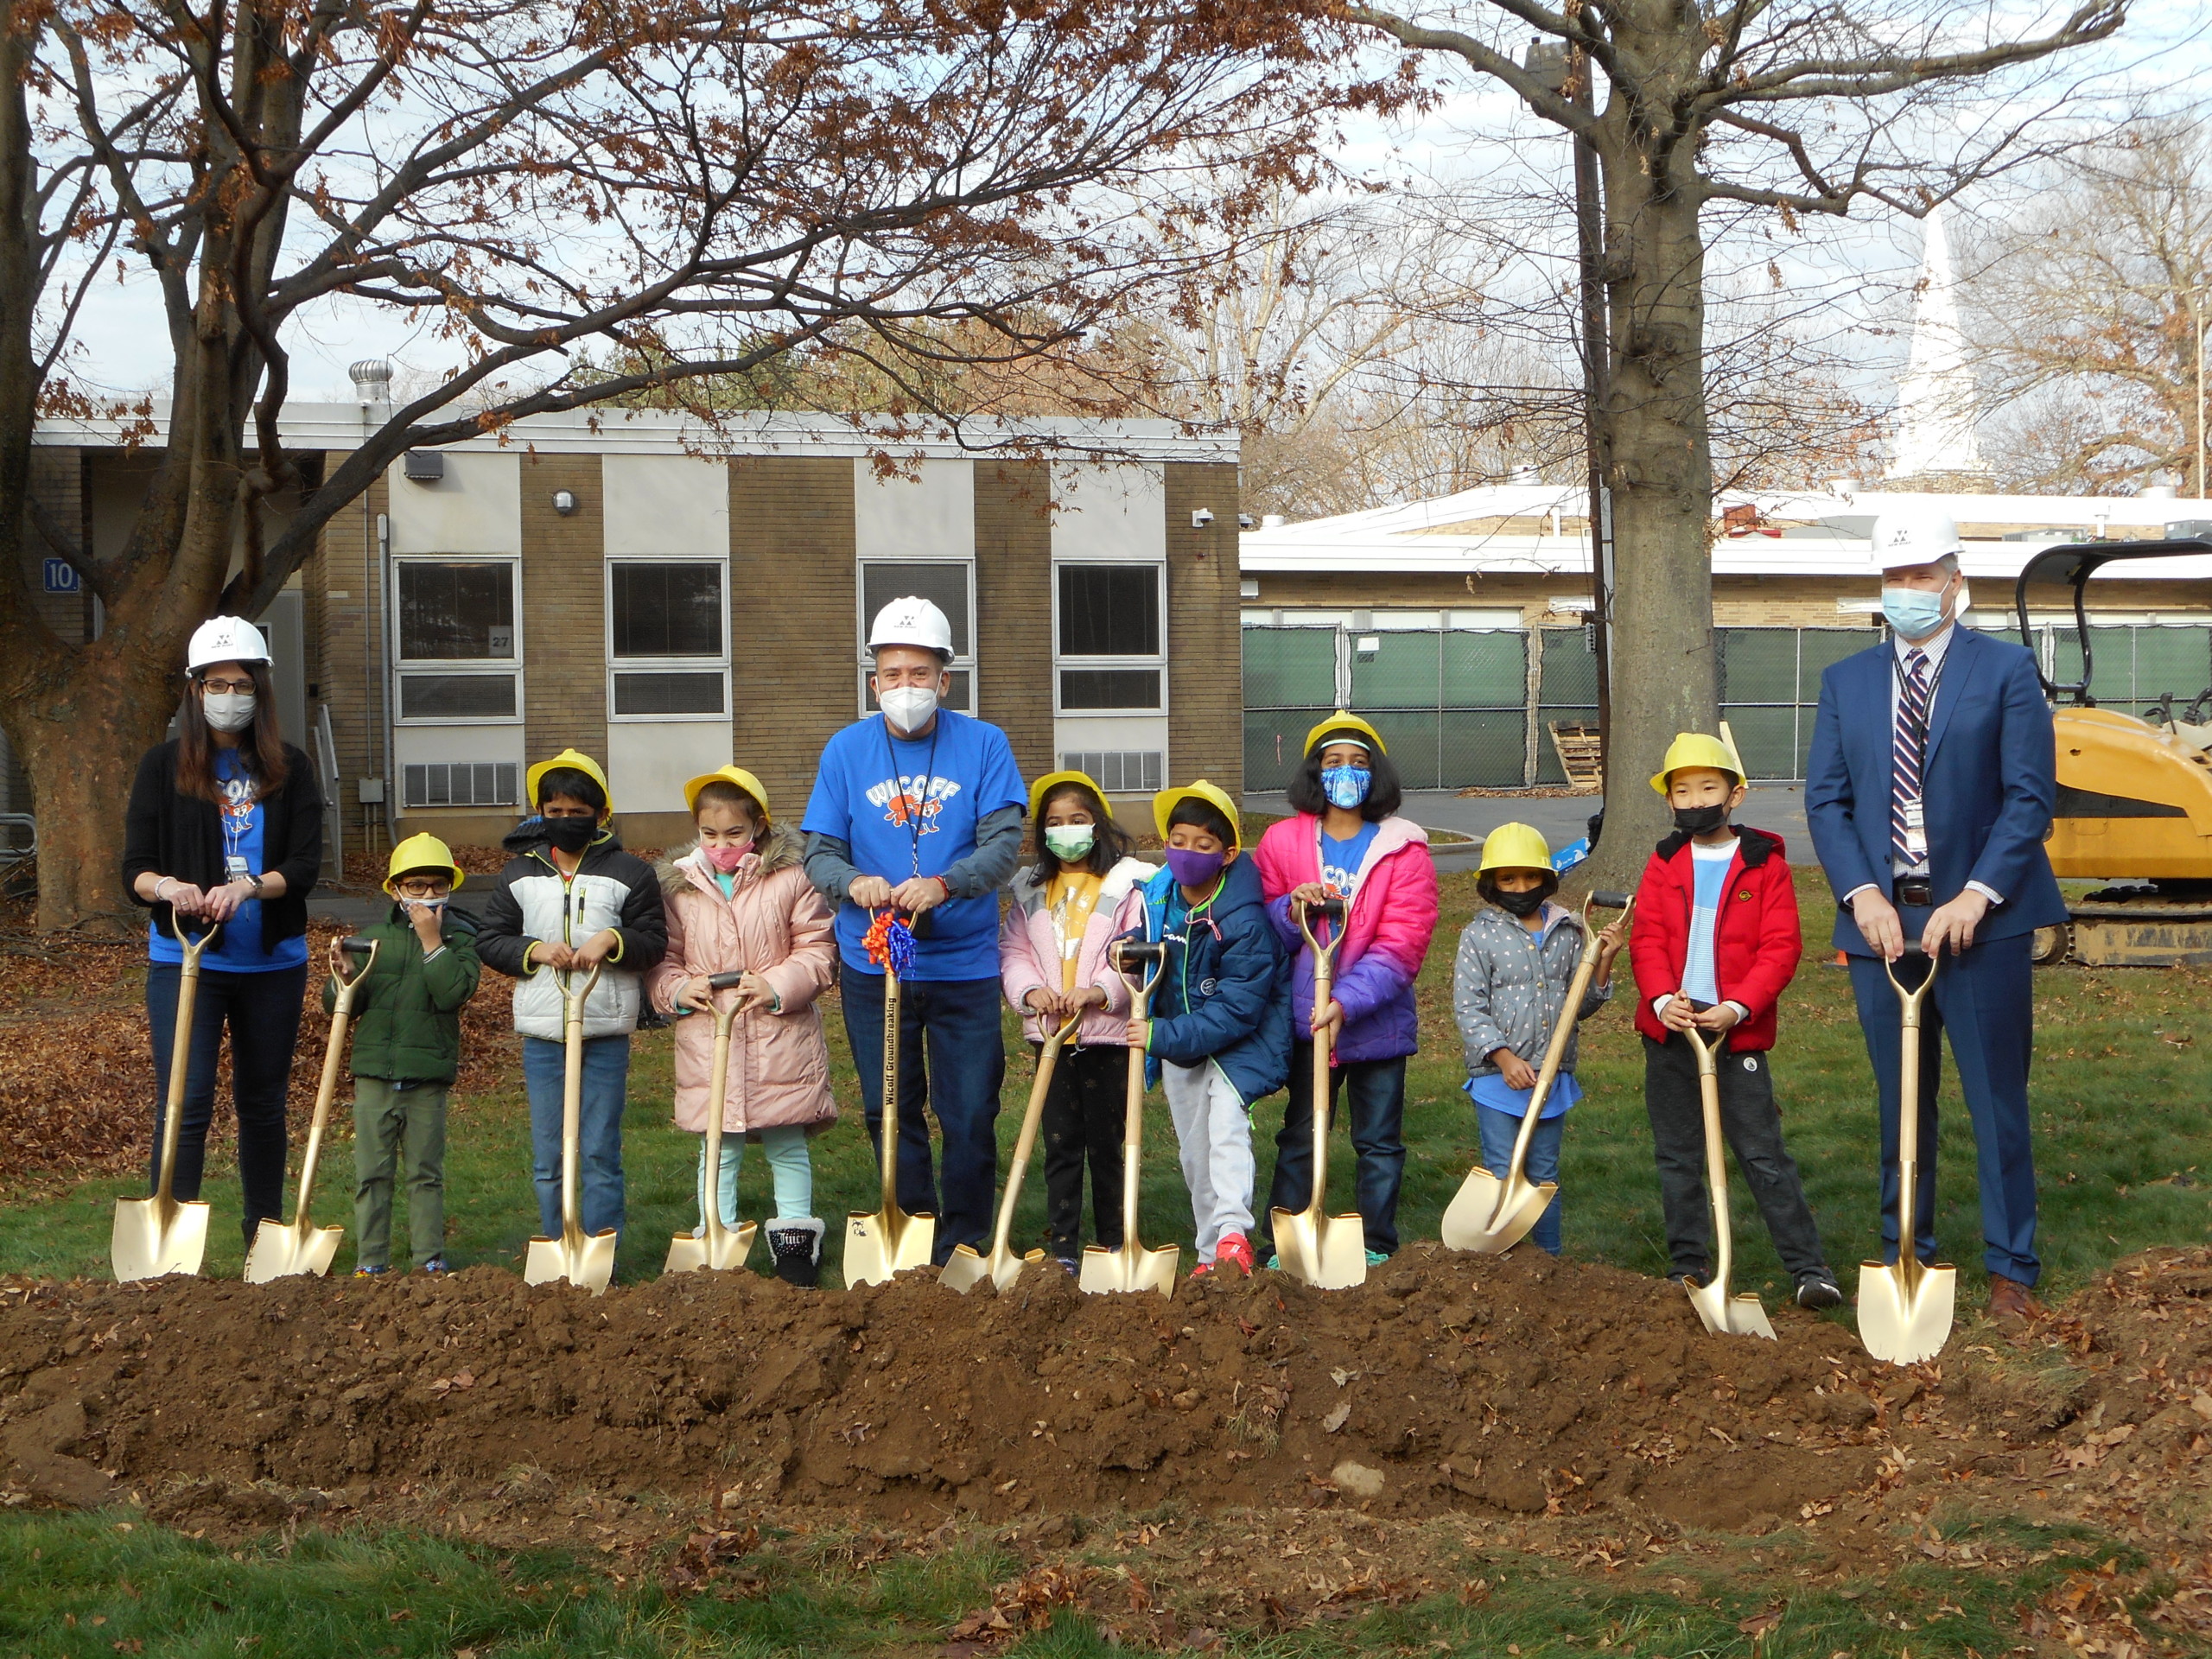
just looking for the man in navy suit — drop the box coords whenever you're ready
[1806,509,2068,1323]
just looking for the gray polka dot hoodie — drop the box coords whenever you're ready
[1452,901,1613,1078]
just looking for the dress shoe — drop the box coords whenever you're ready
[1987,1274,2043,1322]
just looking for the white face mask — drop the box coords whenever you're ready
[880,684,938,734]
[202,690,257,733]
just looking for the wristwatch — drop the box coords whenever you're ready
[245,874,266,899]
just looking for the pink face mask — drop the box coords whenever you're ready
[702,839,753,873]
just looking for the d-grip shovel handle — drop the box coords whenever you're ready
[164,909,221,960]
[1882,937,1941,1018]
[1294,895,1347,964]
[708,969,746,990]
[1111,937,1166,1003]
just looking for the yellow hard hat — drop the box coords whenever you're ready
[683,765,771,823]
[1478,822,1552,874]
[1028,768,1106,823]
[526,748,613,815]
[1648,731,1745,796]
[1303,710,1388,758]
[385,832,464,894]
[1153,779,1243,847]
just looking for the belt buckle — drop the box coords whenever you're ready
[1897,878,1932,906]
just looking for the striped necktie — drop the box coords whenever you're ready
[1891,647,1931,867]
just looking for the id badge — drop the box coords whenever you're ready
[225,854,251,881]
[1901,801,1928,860]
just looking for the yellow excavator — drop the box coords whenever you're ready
[2017,538,2212,967]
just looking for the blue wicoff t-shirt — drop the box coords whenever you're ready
[803,710,1026,981]
[147,749,309,975]
[1319,821,1379,896]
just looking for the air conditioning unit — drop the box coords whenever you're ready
[1060,751,1164,793]
[403,450,446,482]
[403,761,518,809]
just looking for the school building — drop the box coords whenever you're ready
[1239,483,2212,791]
[14,404,1243,858]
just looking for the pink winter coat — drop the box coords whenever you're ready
[645,825,838,1135]
[1253,813,1439,1062]
[999,855,1152,1046]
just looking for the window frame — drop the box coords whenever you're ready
[855,555,978,717]
[604,555,731,724]
[390,554,524,728]
[1051,558,1168,715]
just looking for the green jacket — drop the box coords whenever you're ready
[324,905,482,1084]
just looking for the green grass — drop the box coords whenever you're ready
[4,871,2207,1297]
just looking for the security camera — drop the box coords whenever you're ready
[1191,507,1215,528]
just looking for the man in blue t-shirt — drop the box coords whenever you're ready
[803,596,1027,1262]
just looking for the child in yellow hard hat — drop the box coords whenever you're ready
[1630,734,1840,1308]
[341,834,482,1274]
[1452,822,1624,1253]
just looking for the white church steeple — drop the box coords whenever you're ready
[1886,204,1987,483]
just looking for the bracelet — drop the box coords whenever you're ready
[154,877,177,902]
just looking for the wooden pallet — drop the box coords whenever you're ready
[1547,721,1604,791]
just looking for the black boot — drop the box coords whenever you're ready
[766,1217,825,1288]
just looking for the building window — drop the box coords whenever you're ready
[392,558,521,724]
[607,559,728,720]
[858,559,975,714]
[1056,562,1165,712]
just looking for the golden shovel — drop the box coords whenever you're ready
[113,913,221,1283]
[843,940,936,1286]
[1681,1018,1776,1340]
[664,969,759,1276]
[524,963,619,1294]
[245,935,379,1284]
[1271,898,1367,1289]
[1443,889,1635,1253]
[943,1012,1081,1294]
[1080,941,1180,1298]
[1857,943,1957,1366]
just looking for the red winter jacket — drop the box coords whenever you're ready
[1629,827,1802,1052]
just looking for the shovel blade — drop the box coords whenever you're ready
[663,1220,758,1276]
[111,1196,210,1284]
[1077,1240,1179,1299]
[1685,1279,1777,1340]
[242,1220,345,1285]
[842,1209,937,1287]
[1855,1260,1957,1366]
[524,1229,618,1294]
[941,1243,1043,1296]
[1440,1167,1556,1255]
[1269,1207,1369,1289]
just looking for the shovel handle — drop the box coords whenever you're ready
[1294,896,1347,963]
[163,909,221,962]
[708,969,746,990]
[1111,937,1166,1000]
[1882,938,1942,1012]
[329,934,379,997]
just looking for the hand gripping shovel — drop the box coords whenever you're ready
[1443,889,1635,1253]
[113,914,222,1283]
[943,1012,1080,1294]
[245,935,378,1284]
[524,963,619,1294]
[1079,941,1180,1298]
[664,970,759,1276]
[1271,898,1367,1289]
[1681,1019,1777,1340]
[1858,942,1957,1366]
[844,912,935,1286]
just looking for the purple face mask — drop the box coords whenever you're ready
[1165,847,1228,889]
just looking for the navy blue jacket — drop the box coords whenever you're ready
[1806,625,2069,953]
[1123,854,1290,1107]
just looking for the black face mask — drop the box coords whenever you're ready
[1489,885,1547,917]
[543,815,597,854]
[1672,803,1730,836]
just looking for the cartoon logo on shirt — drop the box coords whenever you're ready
[866,773,963,835]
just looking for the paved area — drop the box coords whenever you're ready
[306,886,389,929]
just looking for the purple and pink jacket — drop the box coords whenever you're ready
[1252,813,1440,1063]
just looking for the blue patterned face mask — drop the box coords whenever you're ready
[1321,766,1372,810]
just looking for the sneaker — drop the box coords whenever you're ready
[1215,1232,1256,1276]
[1365,1249,1389,1268]
[1188,1261,1213,1281]
[1795,1274,1843,1311]
[353,1264,388,1278]
[1053,1256,1080,1276]
[1667,1269,1706,1290]
[1265,1252,1281,1272]
[419,1256,449,1274]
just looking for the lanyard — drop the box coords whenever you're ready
[879,715,944,879]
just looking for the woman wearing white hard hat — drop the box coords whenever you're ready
[120,616,325,1249]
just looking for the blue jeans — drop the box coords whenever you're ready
[145,960,307,1243]
[838,971,1006,1263]
[1477,1100,1565,1255]
[1263,1046,1408,1257]
[522,1033,631,1242]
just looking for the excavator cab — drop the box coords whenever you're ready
[2016,537,2212,965]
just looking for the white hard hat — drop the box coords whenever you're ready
[1872,510,1962,572]
[868,595,954,659]
[185,615,271,673]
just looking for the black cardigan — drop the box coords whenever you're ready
[121,740,324,954]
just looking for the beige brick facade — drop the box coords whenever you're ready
[1165,462,1243,796]
[974,461,1055,783]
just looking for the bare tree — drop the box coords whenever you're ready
[1,0,1389,931]
[1344,0,2129,879]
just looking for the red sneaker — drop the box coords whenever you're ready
[1215,1232,1255,1276]
[1187,1261,1212,1281]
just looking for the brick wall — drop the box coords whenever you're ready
[975,460,1054,782]
[518,454,608,796]
[307,462,386,807]
[729,456,856,819]
[1163,462,1243,796]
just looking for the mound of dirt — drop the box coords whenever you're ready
[0,1244,2019,1531]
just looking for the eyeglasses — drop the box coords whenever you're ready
[200,678,256,695]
